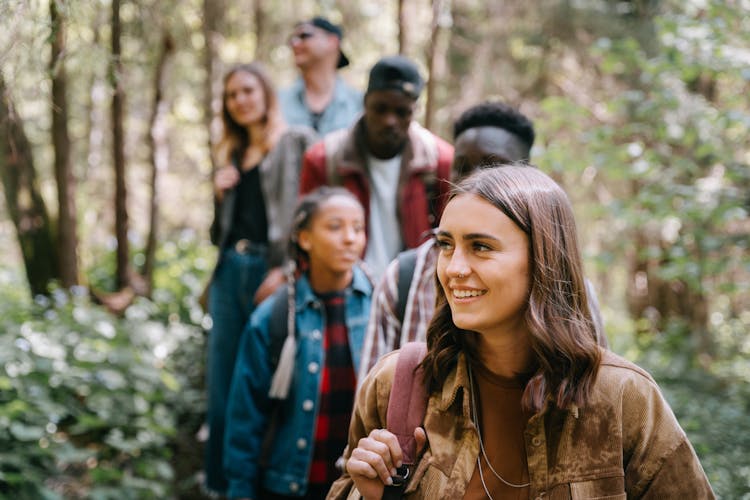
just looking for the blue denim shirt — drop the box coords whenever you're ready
[224,266,373,499]
[278,76,362,136]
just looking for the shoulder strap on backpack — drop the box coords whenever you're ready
[386,342,428,465]
[260,284,294,466]
[383,342,428,499]
[268,285,290,371]
[395,248,419,325]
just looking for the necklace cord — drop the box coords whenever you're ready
[469,367,531,497]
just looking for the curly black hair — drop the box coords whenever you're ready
[453,101,535,150]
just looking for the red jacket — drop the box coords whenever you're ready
[299,118,454,250]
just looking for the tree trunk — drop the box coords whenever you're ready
[203,0,224,171]
[111,0,129,289]
[445,0,495,124]
[50,0,79,288]
[397,0,407,55]
[143,32,175,293]
[253,0,264,60]
[424,0,451,131]
[84,4,106,178]
[0,75,59,296]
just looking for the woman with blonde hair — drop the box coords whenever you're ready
[330,166,714,499]
[205,62,315,494]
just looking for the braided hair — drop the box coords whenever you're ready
[268,186,365,399]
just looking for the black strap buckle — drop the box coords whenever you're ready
[383,465,411,499]
[391,464,409,486]
[232,239,267,255]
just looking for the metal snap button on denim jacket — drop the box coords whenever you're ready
[224,266,372,499]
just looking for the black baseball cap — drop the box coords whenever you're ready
[298,17,350,69]
[366,55,424,99]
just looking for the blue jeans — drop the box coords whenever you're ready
[205,247,268,493]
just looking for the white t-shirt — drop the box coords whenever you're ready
[365,154,403,280]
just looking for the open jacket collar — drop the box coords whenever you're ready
[333,118,439,178]
[294,265,372,312]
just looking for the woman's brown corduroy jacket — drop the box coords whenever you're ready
[328,348,715,500]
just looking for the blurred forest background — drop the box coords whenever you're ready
[1,0,748,498]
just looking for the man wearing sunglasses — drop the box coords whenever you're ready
[279,17,362,136]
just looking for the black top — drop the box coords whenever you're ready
[310,111,323,132]
[225,165,268,248]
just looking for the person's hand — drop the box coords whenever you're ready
[346,427,427,500]
[214,165,240,199]
[254,267,285,305]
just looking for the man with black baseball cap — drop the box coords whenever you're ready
[299,55,454,279]
[279,16,361,135]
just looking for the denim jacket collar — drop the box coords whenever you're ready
[290,76,351,106]
[294,265,372,312]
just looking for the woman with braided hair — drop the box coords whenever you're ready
[224,186,373,499]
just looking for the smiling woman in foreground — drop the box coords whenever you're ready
[328,166,714,499]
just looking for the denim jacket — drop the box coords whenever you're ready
[224,266,373,499]
[279,77,362,136]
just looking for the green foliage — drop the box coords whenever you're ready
[0,237,211,498]
[589,3,749,301]
[86,229,216,326]
[536,0,749,352]
[533,5,750,495]
[147,229,217,326]
[629,318,750,499]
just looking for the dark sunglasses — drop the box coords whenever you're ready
[288,31,316,44]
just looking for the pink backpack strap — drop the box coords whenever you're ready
[386,342,428,465]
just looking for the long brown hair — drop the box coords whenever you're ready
[215,62,283,165]
[420,165,602,412]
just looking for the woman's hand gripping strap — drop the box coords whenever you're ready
[385,341,429,495]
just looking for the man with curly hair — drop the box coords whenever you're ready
[359,102,607,379]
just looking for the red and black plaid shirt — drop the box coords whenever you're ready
[308,290,356,488]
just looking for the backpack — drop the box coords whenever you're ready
[258,286,294,466]
[383,342,429,498]
[268,285,291,371]
[395,247,419,325]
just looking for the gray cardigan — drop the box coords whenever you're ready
[211,125,316,267]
